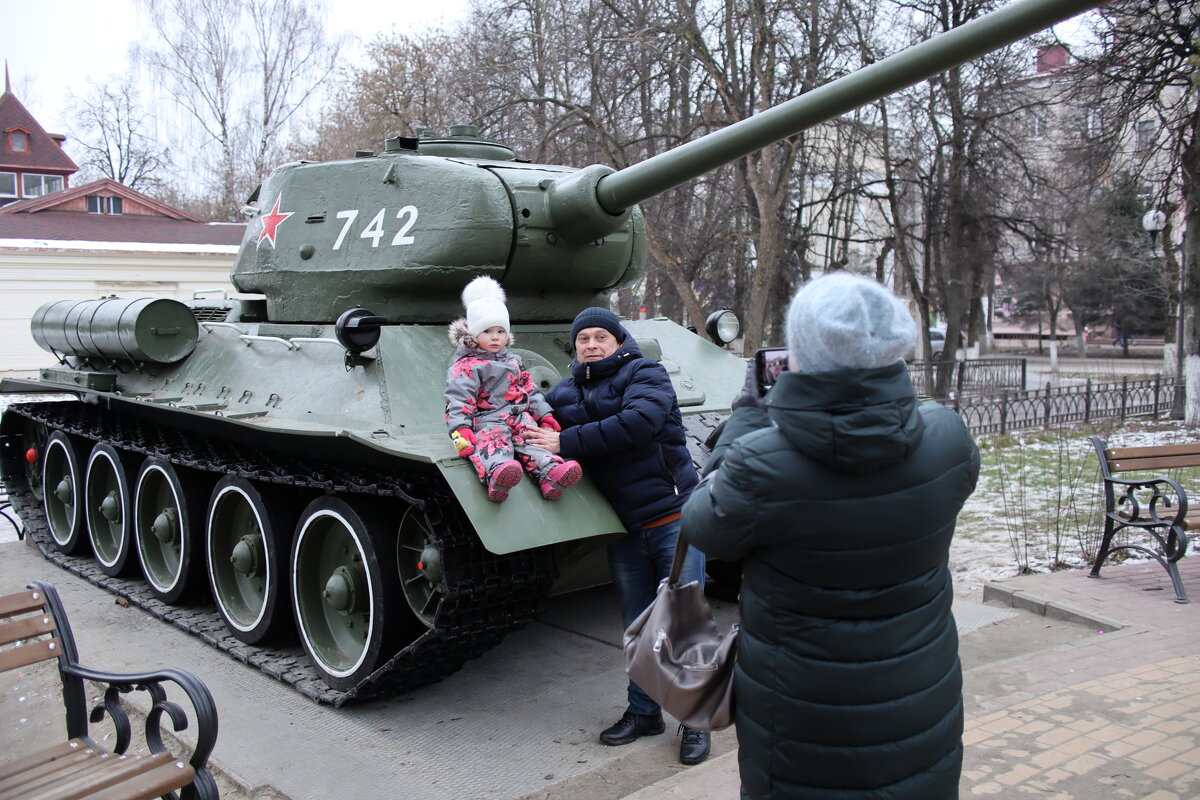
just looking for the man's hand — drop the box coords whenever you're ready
[451,427,477,457]
[523,425,561,454]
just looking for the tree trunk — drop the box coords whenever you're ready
[741,214,786,351]
[645,229,708,332]
[1182,117,1199,423]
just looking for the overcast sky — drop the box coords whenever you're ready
[2,0,473,137]
[3,1,1092,151]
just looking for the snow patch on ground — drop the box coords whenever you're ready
[951,421,1194,598]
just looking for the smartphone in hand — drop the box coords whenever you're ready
[754,348,789,394]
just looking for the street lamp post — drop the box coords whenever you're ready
[1142,209,1183,419]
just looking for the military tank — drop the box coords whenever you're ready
[1,0,1096,705]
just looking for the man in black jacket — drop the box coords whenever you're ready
[524,306,711,766]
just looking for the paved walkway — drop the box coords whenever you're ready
[2,509,1195,799]
[619,558,1199,800]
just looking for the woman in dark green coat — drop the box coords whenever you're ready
[682,273,979,799]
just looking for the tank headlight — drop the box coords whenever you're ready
[335,307,386,355]
[705,310,740,345]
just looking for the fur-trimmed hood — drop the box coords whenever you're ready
[448,317,515,351]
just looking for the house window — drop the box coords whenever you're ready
[1136,119,1155,151]
[1029,110,1046,139]
[9,132,28,152]
[21,173,64,198]
[1084,109,1102,139]
[87,195,124,215]
[0,172,16,201]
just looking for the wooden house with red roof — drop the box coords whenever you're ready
[0,72,78,205]
[0,80,246,373]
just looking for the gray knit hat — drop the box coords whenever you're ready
[785,272,916,374]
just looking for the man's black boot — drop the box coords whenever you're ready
[598,711,666,746]
[679,725,711,765]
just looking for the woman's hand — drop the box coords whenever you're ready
[731,358,767,411]
[523,426,561,453]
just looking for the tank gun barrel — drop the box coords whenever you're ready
[548,0,1096,236]
[597,0,1096,213]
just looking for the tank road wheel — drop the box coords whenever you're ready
[134,457,207,604]
[396,505,445,628]
[206,476,295,644]
[42,431,87,554]
[291,496,401,691]
[84,443,137,576]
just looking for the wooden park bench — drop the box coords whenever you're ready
[1089,437,1193,604]
[0,581,220,800]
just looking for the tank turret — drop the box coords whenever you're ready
[230,125,645,323]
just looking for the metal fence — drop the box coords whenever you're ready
[907,358,1027,398]
[946,376,1180,436]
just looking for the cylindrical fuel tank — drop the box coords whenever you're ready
[31,298,199,364]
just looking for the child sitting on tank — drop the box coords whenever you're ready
[445,276,583,503]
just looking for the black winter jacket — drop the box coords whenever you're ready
[682,362,979,800]
[545,337,699,530]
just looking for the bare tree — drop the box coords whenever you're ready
[564,0,744,327]
[247,0,342,178]
[135,0,340,219]
[661,0,864,350]
[68,80,171,190]
[875,0,1046,391]
[997,71,1128,361]
[289,29,471,162]
[136,0,245,216]
[1079,0,1198,417]
[316,0,746,327]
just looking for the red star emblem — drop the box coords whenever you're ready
[257,197,293,247]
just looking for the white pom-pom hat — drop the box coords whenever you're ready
[462,276,509,336]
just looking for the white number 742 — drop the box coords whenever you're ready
[332,206,419,250]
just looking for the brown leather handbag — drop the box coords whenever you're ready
[623,533,739,731]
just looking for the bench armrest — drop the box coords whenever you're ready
[1104,475,1188,529]
[62,664,219,771]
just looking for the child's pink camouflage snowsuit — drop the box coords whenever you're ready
[444,320,565,485]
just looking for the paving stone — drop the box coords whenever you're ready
[618,558,1200,800]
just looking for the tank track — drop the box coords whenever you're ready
[2,400,557,707]
[680,411,726,471]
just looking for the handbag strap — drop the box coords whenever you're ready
[668,530,690,587]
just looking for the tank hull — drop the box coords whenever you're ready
[1,314,740,703]
[7,316,741,551]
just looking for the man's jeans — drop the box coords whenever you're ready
[607,518,706,717]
